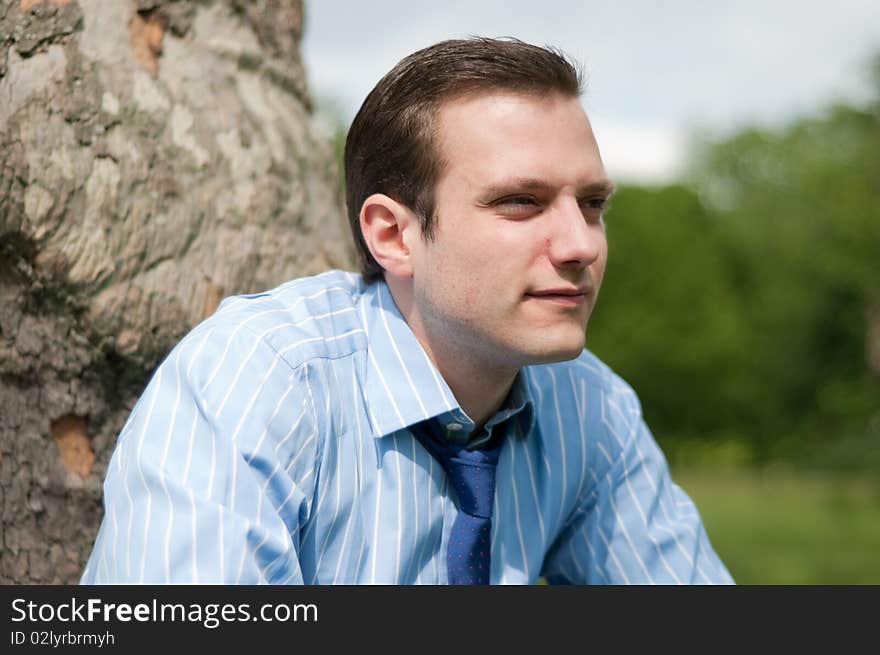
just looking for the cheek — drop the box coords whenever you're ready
[427,219,525,307]
[443,266,482,308]
[421,247,481,310]
[595,242,609,283]
[462,280,483,308]
[460,249,508,304]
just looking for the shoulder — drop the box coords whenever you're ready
[150,270,366,410]
[182,269,367,369]
[122,274,366,476]
[210,269,364,338]
[524,349,645,471]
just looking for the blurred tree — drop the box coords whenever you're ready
[588,62,880,468]
[0,0,352,583]
[586,184,750,441]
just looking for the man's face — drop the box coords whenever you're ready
[405,90,612,372]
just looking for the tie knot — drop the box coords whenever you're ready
[416,423,501,519]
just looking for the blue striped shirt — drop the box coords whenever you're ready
[81,270,733,584]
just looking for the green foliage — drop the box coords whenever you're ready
[587,184,753,441]
[588,69,880,469]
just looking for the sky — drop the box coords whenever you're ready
[301,0,880,183]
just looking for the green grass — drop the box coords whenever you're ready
[673,466,880,584]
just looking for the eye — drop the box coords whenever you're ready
[579,196,610,221]
[492,195,541,217]
[580,196,608,211]
[500,195,538,206]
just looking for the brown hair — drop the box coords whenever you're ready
[344,37,583,282]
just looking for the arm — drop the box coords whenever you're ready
[541,385,734,585]
[81,322,319,584]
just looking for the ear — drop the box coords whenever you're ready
[359,193,419,278]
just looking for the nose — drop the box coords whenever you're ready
[546,197,605,269]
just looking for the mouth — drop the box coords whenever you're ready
[525,287,590,307]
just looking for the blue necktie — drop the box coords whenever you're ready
[416,421,503,585]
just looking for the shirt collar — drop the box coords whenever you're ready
[359,278,534,439]
[463,369,535,449]
[488,369,535,436]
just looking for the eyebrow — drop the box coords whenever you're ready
[479,176,617,200]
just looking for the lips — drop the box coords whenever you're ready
[525,286,590,307]
[528,287,589,297]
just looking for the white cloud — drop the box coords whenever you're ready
[588,112,688,184]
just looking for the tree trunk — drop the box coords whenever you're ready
[0,0,354,583]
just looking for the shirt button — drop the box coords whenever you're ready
[447,422,463,431]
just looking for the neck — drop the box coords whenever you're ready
[421,336,518,431]
[386,276,518,431]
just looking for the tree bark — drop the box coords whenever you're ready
[0,0,354,583]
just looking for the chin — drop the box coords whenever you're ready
[518,335,586,366]
[535,345,585,364]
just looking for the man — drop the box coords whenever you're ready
[82,38,733,584]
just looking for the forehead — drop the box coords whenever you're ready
[433,90,606,191]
